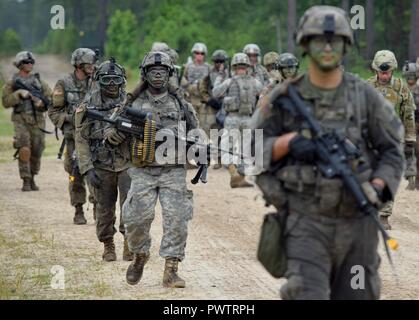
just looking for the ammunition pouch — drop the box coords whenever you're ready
[131,118,157,167]
[277,165,372,218]
[223,96,239,113]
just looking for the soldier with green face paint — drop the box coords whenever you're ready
[277,53,300,80]
[367,50,416,230]
[252,5,404,300]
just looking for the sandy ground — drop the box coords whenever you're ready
[0,155,419,299]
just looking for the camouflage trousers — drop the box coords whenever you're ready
[281,211,381,300]
[13,118,45,179]
[193,101,218,138]
[93,168,130,242]
[122,166,193,261]
[64,138,95,207]
[222,114,251,165]
[379,201,393,218]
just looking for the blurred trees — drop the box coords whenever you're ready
[0,0,418,70]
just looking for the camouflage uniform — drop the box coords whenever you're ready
[181,54,211,135]
[2,52,52,188]
[75,59,132,261]
[403,63,419,189]
[197,50,229,135]
[48,49,97,217]
[213,53,263,187]
[123,52,198,266]
[367,51,416,219]
[243,44,270,86]
[252,6,404,300]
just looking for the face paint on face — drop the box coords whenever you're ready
[281,66,298,79]
[146,66,169,89]
[308,36,345,72]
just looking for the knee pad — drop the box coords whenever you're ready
[19,147,31,163]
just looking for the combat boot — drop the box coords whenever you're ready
[21,178,31,192]
[30,176,39,191]
[126,252,150,285]
[163,258,185,288]
[406,177,415,191]
[380,216,392,230]
[102,238,117,262]
[228,165,253,188]
[73,205,87,225]
[123,238,134,261]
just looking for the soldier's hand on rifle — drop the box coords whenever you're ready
[288,134,316,163]
[86,169,102,189]
[32,96,45,109]
[15,89,31,100]
[362,181,384,207]
[104,127,126,146]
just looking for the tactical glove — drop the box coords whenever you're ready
[206,98,222,110]
[105,128,126,145]
[86,169,102,189]
[289,135,316,163]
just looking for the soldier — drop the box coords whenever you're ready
[212,53,263,188]
[2,51,52,191]
[243,44,270,86]
[252,5,404,300]
[48,48,97,225]
[367,50,416,229]
[263,51,281,85]
[127,42,182,105]
[402,62,419,190]
[74,59,133,262]
[277,53,300,81]
[181,42,211,135]
[122,52,198,288]
[197,49,229,137]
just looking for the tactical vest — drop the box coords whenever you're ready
[130,91,189,167]
[185,62,210,84]
[224,75,258,116]
[61,73,91,114]
[11,73,45,124]
[369,77,403,117]
[251,64,269,86]
[82,90,130,172]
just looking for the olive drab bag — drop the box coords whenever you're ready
[257,210,288,278]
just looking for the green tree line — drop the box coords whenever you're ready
[1,0,418,72]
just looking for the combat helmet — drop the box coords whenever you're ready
[243,44,261,56]
[211,50,229,62]
[277,53,299,68]
[191,42,208,55]
[94,57,126,85]
[372,50,398,72]
[71,48,97,67]
[263,52,280,67]
[140,51,174,77]
[13,51,35,68]
[295,5,354,46]
[231,53,250,67]
[402,62,419,79]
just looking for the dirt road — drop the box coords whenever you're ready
[0,153,419,299]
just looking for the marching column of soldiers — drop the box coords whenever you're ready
[1,4,417,299]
